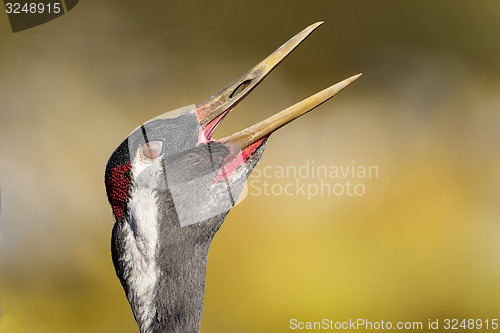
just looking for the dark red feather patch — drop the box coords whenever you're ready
[106,161,132,220]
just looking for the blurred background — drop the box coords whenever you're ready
[0,1,499,332]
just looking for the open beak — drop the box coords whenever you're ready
[194,21,361,150]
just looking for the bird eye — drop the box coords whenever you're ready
[141,141,164,160]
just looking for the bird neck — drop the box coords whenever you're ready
[148,242,211,333]
[112,206,223,333]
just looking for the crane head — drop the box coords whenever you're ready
[105,21,360,230]
[105,22,360,333]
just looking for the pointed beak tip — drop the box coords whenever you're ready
[349,73,363,82]
[305,21,324,33]
[330,73,363,94]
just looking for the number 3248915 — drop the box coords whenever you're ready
[5,2,62,14]
[443,319,499,330]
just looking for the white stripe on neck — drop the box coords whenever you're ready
[121,152,163,333]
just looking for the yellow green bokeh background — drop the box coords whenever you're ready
[1,1,499,332]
